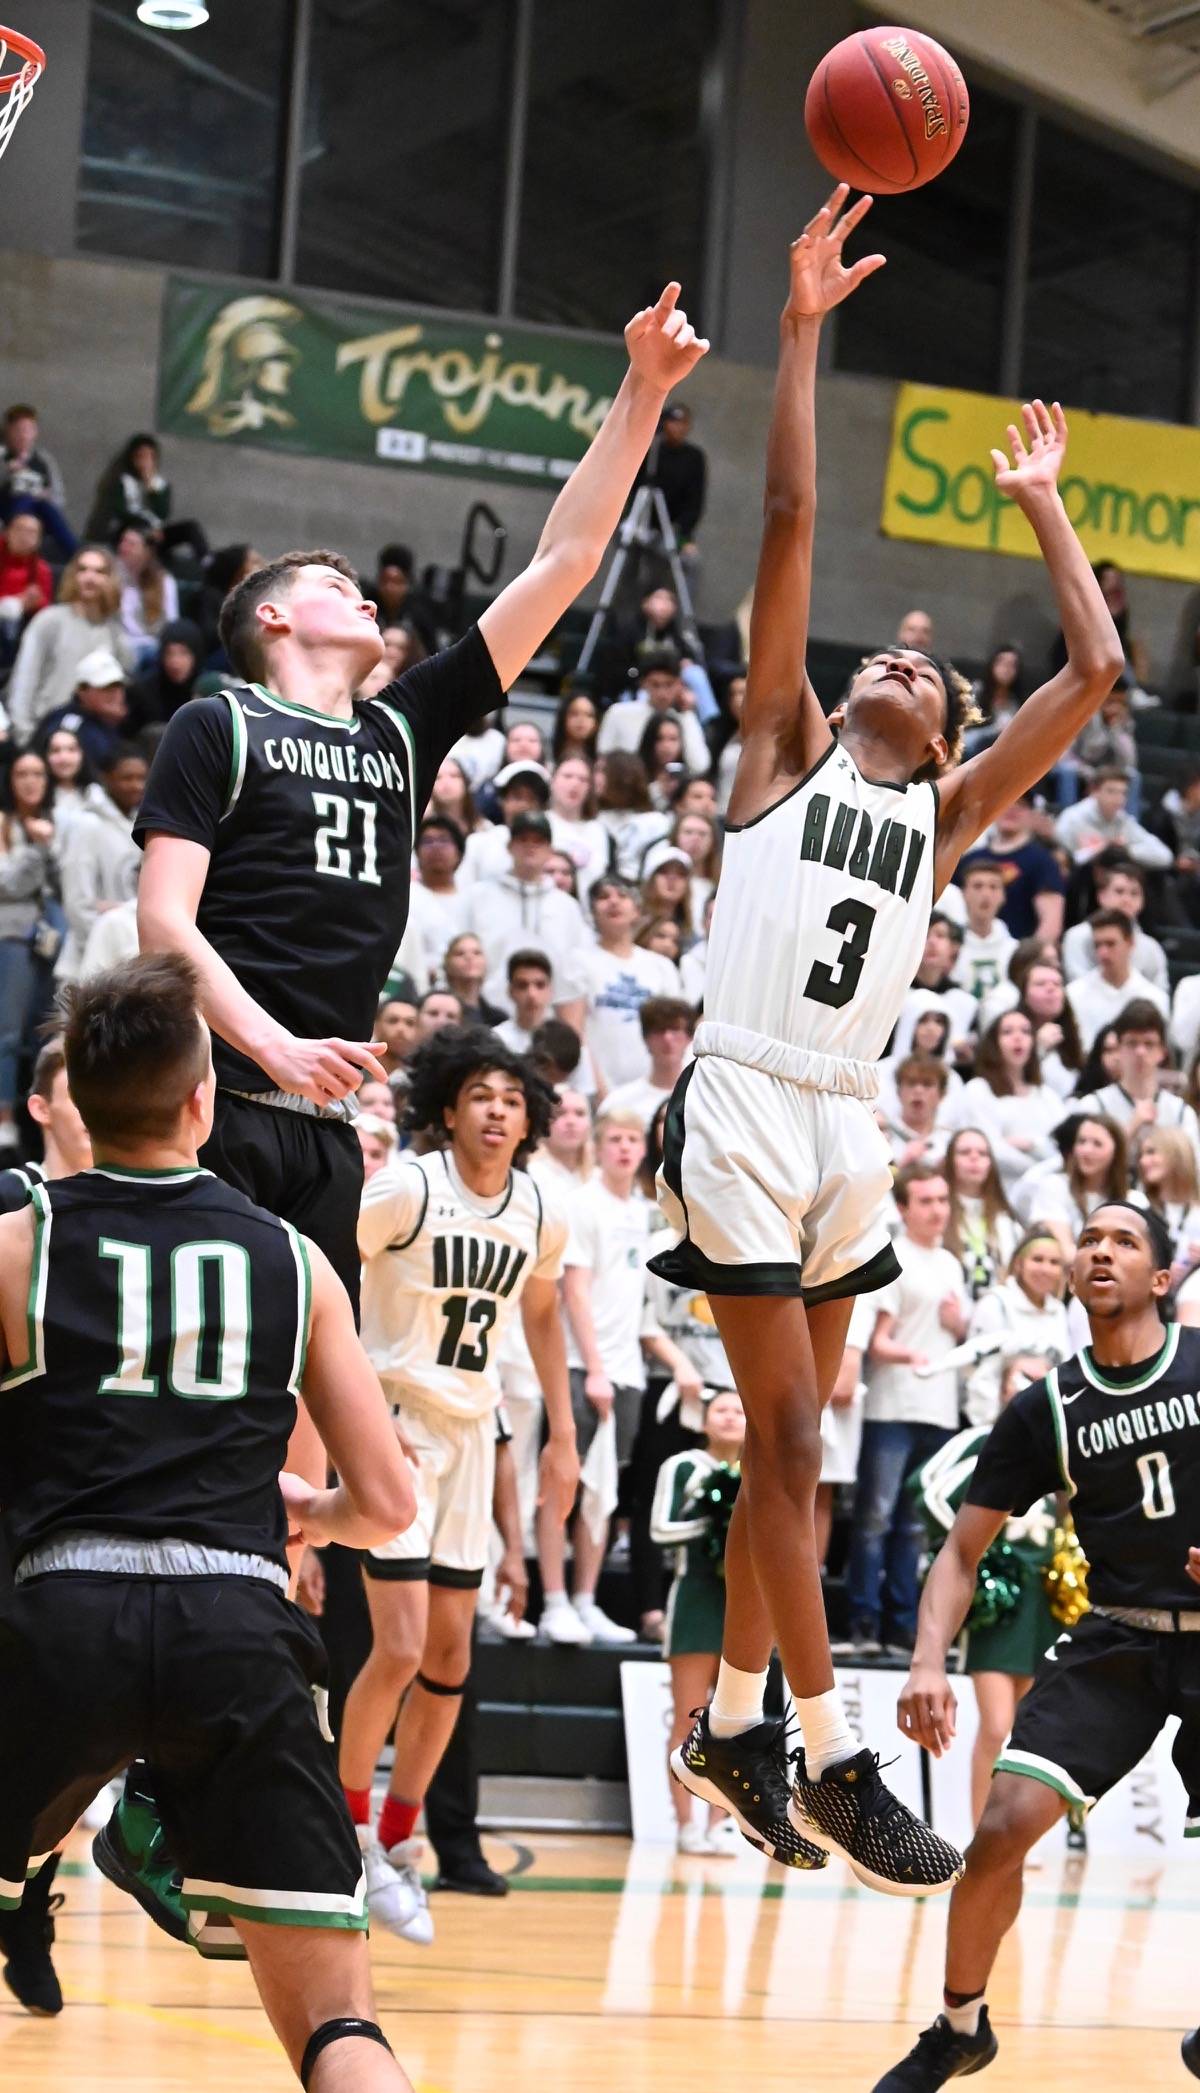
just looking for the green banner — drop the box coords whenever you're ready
[157,279,627,487]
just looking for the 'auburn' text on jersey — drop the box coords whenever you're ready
[359,1150,568,1422]
[703,744,939,1072]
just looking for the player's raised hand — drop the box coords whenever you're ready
[897,1662,957,1756]
[990,398,1068,504]
[625,283,710,392]
[786,184,885,320]
[260,1031,389,1105]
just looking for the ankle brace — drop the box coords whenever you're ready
[300,2017,393,2088]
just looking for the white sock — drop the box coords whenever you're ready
[793,1684,857,1780]
[543,1589,571,1608]
[709,1660,768,1738]
[944,1996,984,2038]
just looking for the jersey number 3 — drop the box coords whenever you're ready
[804,898,877,1011]
[437,1295,497,1373]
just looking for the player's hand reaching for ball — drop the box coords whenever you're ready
[786,184,885,322]
[990,399,1068,506]
[259,1031,389,1106]
[897,1663,957,1756]
[625,284,709,392]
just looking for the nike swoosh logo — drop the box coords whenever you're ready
[242,706,270,717]
[1059,1391,1082,1404]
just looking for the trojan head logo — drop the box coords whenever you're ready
[185,295,302,437]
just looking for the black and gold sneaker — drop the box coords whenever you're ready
[789,1748,963,1897]
[670,1708,827,1870]
[871,2008,998,2088]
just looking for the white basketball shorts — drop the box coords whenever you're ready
[649,1055,899,1302]
[365,1398,496,1588]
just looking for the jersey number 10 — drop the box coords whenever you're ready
[99,1237,251,1402]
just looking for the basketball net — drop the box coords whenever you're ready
[0,26,45,165]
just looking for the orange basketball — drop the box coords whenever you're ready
[805,25,969,195]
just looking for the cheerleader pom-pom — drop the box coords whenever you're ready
[967,1541,1023,1631]
[1042,1521,1090,1628]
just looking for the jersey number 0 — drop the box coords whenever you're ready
[804,898,877,1010]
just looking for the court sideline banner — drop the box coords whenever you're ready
[881,381,1200,584]
[157,278,628,488]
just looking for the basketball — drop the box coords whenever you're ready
[805,25,969,194]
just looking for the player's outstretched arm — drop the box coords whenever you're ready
[897,1503,1008,1755]
[735,187,885,789]
[477,287,708,692]
[284,1239,417,1550]
[521,1275,581,1523]
[934,401,1124,884]
[139,835,387,1106]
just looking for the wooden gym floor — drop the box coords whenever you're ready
[2,1828,1196,2090]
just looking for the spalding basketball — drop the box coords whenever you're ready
[805,25,969,195]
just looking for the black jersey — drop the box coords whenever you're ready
[134,627,502,1090]
[0,1165,312,1571]
[967,1322,1200,1611]
[0,1162,46,1215]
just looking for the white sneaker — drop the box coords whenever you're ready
[491,1605,537,1641]
[541,1598,592,1645]
[677,1820,710,1855]
[704,1818,742,1858]
[357,1826,434,1945]
[574,1598,636,1644]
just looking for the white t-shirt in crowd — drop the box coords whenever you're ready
[949,1078,1064,1195]
[448,724,505,788]
[952,922,1016,1004]
[864,1235,967,1429]
[1172,976,1200,1067]
[1076,1083,1200,1174]
[583,944,681,1089]
[890,984,977,1062]
[1062,919,1167,990]
[563,1180,658,1389]
[405,880,467,987]
[602,1072,678,1132]
[1066,967,1169,1049]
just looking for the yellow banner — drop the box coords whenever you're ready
[881,381,1200,584]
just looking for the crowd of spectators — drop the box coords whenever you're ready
[7,400,1200,1721]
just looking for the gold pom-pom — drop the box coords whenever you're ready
[1042,1520,1090,1628]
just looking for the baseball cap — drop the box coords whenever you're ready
[75,647,127,689]
[494,760,551,798]
[509,811,552,842]
[641,841,691,880]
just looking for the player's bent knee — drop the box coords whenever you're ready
[746,1410,824,1493]
[970,1779,1059,1868]
[301,2019,394,2089]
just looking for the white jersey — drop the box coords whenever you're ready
[699,744,938,1098]
[358,1149,569,1420]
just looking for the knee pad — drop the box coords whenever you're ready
[300,2017,393,2089]
[414,1670,467,1698]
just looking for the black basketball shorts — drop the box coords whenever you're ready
[995,1608,1200,1833]
[0,1573,366,1930]
[201,1093,365,1315]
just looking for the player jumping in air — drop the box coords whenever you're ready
[117,283,706,1946]
[656,185,1123,1893]
[879,1203,1200,2088]
[339,1029,573,1944]
[0,955,418,2090]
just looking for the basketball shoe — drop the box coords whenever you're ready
[95,1772,246,1961]
[871,2008,998,2087]
[358,1827,434,1945]
[0,1855,64,2016]
[789,1749,964,1896]
[670,1708,827,1870]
